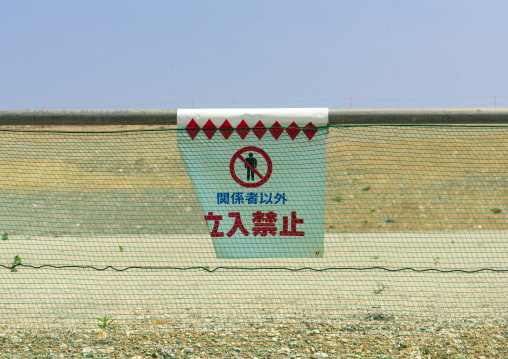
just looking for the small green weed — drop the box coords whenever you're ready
[433,257,440,265]
[332,196,342,203]
[10,255,22,272]
[203,265,210,271]
[371,256,380,260]
[362,186,371,191]
[373,283,386,295]
[2,232,8,241]
[119,246,124,252]
[491,208,502,214]
[96,315,116,330]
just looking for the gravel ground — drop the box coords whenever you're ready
[1,313,507,358]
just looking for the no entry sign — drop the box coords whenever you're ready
[230,146,273,188]
[177,108,328,258]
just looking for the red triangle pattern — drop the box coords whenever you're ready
[184,120,320,140]
[236,120,250,140]
[252,120,267,140]
[202,119,217,140]
[219,119,234,140]
[269,121,284,140]
[185,119,200,139]
[303,121,318,140]
[286,121,301,140]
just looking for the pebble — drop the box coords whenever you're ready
[95,329,107,339]
[11,335,22,343]
[97,346,115,354]
[181,346,194,355]
[157,347,175,358]
[82,346,94,357]
[278,347,291,356]
[312,352,328,358]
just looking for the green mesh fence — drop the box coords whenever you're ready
[0,124,507,358]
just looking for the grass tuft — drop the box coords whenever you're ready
[96,315,116,330]
[10,255,22,272]
[373,283,386,295]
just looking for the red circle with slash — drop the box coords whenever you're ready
[230,146,273,188]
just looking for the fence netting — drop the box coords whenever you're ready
[0,125,507,358]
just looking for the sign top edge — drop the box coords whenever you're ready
[177,108,329,127]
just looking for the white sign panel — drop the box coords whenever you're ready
[177,108,328,258]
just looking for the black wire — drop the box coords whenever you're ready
[1,124,508,135]
[2,264,507,273]
[0,125,332,134]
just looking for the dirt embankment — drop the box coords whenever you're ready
[1,125,508,235]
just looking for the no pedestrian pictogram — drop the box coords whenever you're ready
[230,146,273,188]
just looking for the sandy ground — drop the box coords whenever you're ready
[1,231,508,325]
[1,232,507,358]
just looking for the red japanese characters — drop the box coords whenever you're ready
[204,211,305,238]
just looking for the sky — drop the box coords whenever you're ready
[1,0,507,110]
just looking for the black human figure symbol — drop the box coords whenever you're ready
[245,153,258,181]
